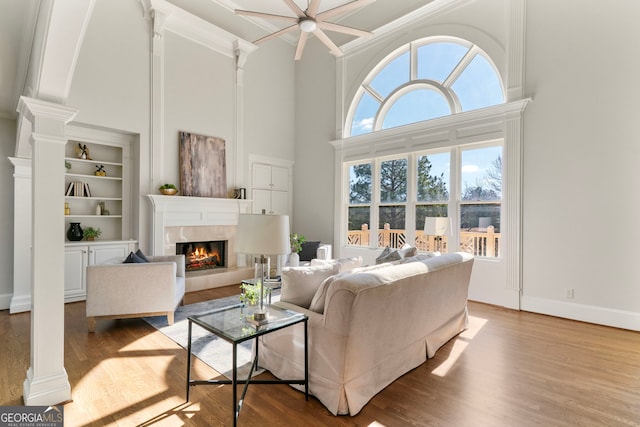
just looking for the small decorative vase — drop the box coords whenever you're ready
[66,223,83,241]
[289,252,300,267]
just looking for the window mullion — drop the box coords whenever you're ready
[449,146,461,251]
[370,160,380,249]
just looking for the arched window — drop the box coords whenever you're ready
[347,37,504,137]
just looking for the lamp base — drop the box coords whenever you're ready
[253,310,267,321]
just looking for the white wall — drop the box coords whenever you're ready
[521,0,640,327]
[0,118,16,307]
[291,40,339,242]
[163,32,235,191]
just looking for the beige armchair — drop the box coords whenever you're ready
[86,254,186,332]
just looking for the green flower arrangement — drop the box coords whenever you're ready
[290,233,307,253]
[239,282,270,305]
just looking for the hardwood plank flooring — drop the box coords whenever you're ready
[1,286,640,426]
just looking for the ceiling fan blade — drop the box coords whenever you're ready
[307,0,321,18]
[254,24,299,45]
[318,0,376,21]
[295,31,309,60]
[282,0,306,18]
[318,21,372,38]
[235,9,298,23]
[313,29,343,57]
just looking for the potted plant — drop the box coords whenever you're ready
[289,233,306,266]
[159,183,178,195]
[83,227,102,241]
[239,282,269,305]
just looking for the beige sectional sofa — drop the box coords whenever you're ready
[259,252,474,416]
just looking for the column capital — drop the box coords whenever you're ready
[17,96,78,125]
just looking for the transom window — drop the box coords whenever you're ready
[347,37,504,137]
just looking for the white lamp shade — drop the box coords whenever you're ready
[424,217,450,236]
[236,214,291,255]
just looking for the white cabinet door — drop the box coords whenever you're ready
[271,166,289,191]
[252,164,273,189]
[251,163,290,215]
[252,189,273,214]
[270,190,289,215]
[90,243,131,265]
[64,246,88,302]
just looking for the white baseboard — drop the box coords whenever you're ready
[0,292,11,310]
[10,294,32,313]
[521,295,640,331]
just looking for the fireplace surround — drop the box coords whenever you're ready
[147,195,253,291]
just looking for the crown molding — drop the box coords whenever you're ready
[342,0,474,55]
[142,0,256,59]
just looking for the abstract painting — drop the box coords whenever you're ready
[179,131,227,198]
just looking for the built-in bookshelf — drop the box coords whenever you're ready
[64,125,134,242]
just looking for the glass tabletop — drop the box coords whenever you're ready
[188,303,306,344]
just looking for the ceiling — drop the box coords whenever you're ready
[0,0,434,120]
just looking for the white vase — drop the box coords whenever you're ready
[289,252,300,267]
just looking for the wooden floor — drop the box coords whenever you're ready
[2,286,640,427]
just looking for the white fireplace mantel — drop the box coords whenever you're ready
[147,195,251,255]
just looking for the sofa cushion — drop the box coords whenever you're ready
[309,273,342,313]
[299,241,321,262]
[281,263,340,308]
[310,256,363,272]
[123,251,149,264]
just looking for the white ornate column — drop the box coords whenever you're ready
[18,97,78,406]
[9,157,32,313]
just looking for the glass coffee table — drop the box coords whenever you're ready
[186,303,308,427]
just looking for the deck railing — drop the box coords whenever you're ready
[347,225,500,257]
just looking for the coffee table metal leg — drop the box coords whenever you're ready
[233,343,238,427]
[304,318,309,400]
[186,319,193,402]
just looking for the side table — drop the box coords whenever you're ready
[186,303,307,427]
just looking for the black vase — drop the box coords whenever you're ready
[67,223,83,241]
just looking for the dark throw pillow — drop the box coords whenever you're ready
[299,241,321,262]
[135,249,150,262]
[123,251,148,264]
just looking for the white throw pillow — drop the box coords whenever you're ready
[280,263,340,308]
[310,256,363,273]
[308,273,342,314]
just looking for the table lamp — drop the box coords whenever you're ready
[424,217,450,252]
[236,213,290,320]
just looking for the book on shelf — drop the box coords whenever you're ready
[65,181,91,197]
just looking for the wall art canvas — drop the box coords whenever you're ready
[179,131,227,198]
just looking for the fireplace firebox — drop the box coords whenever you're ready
[176,240,226,272]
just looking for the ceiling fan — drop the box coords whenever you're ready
[235,0,375,60]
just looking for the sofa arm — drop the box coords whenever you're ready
[148,254,185,277]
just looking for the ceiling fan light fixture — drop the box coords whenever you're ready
[299,19,317,33]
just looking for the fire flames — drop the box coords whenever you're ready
[186,247,221,271]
